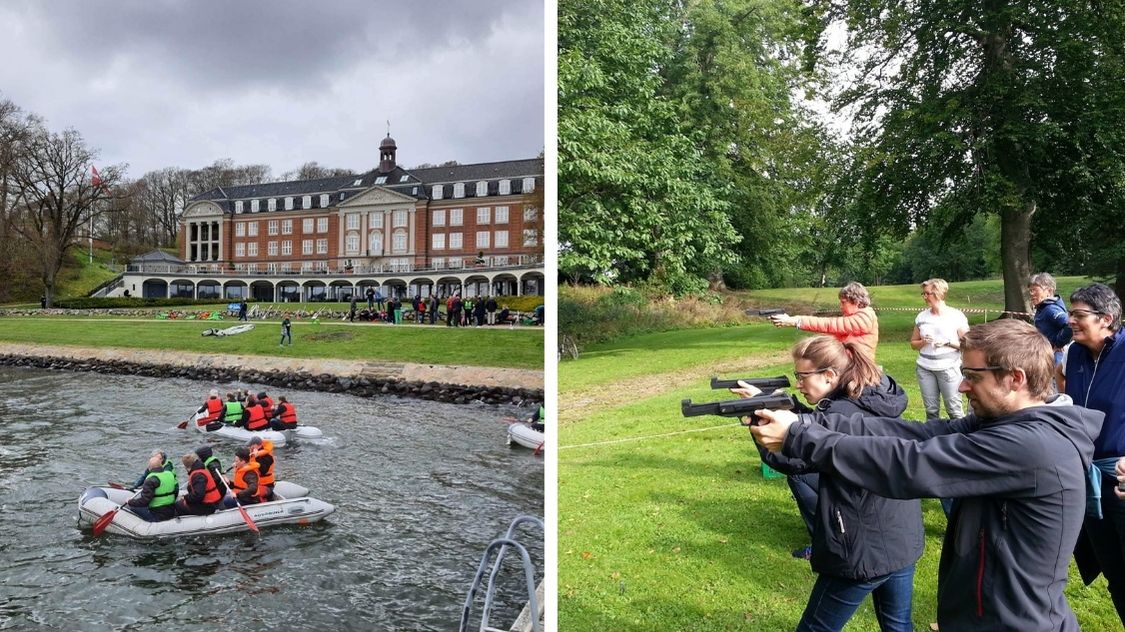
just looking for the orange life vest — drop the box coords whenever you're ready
[251,441,275,486]
[201,396,224,425]
[245,403,268,431]
[278,403,297,426]
[260,396,274,419]
[231,461,269,502]
[188,468,222,505]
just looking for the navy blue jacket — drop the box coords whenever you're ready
[758,375,923,581]
[782,399,1102,631]
[1034,295,1072,350]
[1065,329,1125,459]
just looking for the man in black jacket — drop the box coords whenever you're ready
[752,318,1103,631]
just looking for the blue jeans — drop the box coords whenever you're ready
[797,564,915,632]
[788,472,819,538]
[1084,475,1125,622]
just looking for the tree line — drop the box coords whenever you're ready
[559,0,1125,311]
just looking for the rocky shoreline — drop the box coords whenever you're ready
[0,345,543,407]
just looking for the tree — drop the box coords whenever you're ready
[9,125,122,307]
[0,97,41,303]
[814,0,1125,311]
[559,0,740,294]
[279,161,355,181]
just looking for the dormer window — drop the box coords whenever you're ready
[320,194,329,207]
[353,178,363,186]
[235,201,244,213]
[522,177,535,193]
[285,197,293,210]
[499,179,511,195]
[476,181,488,196]
[432,185,443,199]
[399,175,410,182]
[453,183,465,198]
[302,195,311,209]
[375,176,387,184]
[268,198,277,211]
[250,199,260,213]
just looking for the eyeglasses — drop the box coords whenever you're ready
[920,291,936,297]
[1068,309,1104,319]
[960,365,1006,383]
[794,368,830,383]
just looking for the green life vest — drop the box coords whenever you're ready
[223,401,243,424]
[147,470,177,508]
[162,458,174,472]
[202,455,219,470]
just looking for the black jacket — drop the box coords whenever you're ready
[782,396,1102,632]
[758,374,923,581]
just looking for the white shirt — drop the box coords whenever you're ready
[915,306,969,371]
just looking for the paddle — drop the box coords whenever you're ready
[534,441,545,456]
[217,471,259,534]
[107,481,134,491]
[176,418,191,430]
[92,490,142,536]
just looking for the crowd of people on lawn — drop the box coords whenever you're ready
[343,288,543,327]
[740,275,1125,631]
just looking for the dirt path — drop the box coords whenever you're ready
[558,351,789,425]
[0,342,543,390]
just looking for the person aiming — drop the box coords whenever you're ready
[769,282,879,361]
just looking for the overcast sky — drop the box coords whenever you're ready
[0,0,544,180]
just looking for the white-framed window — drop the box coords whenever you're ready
[392,231,407,253]
[522,177,535,192]
[476,181,488,196]
[448,257,463,268]
[339,192,347,202]
[285,197,294,210]
[267,262,277,273]
[449,232,463,249]
[302,195,312,209]
[477,207,490,224]
[392,210,407,227]
[495,206,509,224]
[346,234,359,253]
[268,241,278,256]
[453,182,465,198]
[431,257,445,269]
[495,230,508,248]
[316,260,328,272]
[476,231,490,248]
[301,261,313,272]
[303,218,314,233]
[268,220,279,236]
[432,184,443,199]
[281,240,292,255]
[450,208,463,226]
[235,200,244,214]
[235,222,246,237]
[432,233,445,250]
[281,262,293,273]
[353,178,363,187]
[499,179,511,195]
[282,219,293,235]
[524,207,538,222]
[400,175,409,182]
[432,209,445,226]
[375,176,387,184]
[369,232,383,254]
[316,238,328,254]
[235,243,245,258]
[246,263,257,272]
[302,239,313,255]
[247,222,259,237]
[317,217,328,233]
[369,211,384,228]
[268,198,277,212]
[251,199,260,213]
[523,229,538,246]
[320,194,329,208]
[346,214,360,230]
[247,242,258,256]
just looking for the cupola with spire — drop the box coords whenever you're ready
[378,131,397,173]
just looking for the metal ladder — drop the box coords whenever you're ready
[459,515,543,632]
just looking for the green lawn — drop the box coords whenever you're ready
[0,317,544,370]
[559,278,1118,630]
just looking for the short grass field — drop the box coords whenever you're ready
[0,315,544,370]
[558,277,1119,630]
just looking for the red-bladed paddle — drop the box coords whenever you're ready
[107,481,134,490]
[534,441,545,456]
[92,490,142,536]
[217,471,259,534]
[176,418,190,430]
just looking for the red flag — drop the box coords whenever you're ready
[91,165,102,188]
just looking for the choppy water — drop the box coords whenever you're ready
[0,367,543,631]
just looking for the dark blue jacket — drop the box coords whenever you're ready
[1034,295,1072,350]
[1065,329,1125,459]
[758,374,923,581]
[782,398,1102,631]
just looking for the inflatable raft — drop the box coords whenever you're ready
[77,481,334,539]
[189,411,324,446]
[507,422,545,451]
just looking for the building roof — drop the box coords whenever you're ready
[132,250,185,264]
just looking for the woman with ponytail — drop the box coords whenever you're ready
[733,336,922,632]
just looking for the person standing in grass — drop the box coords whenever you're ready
[733,335,920,631]
[769,282,879,362]
[1029,272,1072,366]
[279,314,292,346]
[910,278,970,421]
[752,319,1101,631]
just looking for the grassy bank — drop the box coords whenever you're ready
[558,278,1117,630]
[0,318,544,370]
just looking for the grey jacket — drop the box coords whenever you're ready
[782,397,1102,631]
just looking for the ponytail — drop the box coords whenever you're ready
[792,336,882,400]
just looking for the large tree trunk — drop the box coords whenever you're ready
[1115,256,1125,300]
[999,200,1034,317]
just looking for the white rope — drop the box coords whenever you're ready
[558,422,741,450]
